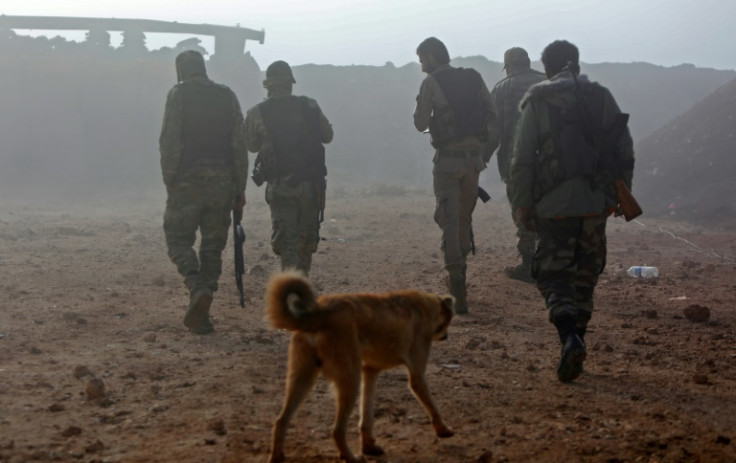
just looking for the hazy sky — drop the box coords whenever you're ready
[4,0,736,70]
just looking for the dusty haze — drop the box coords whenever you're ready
[1,32,735,214]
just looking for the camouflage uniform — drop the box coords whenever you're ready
[509,41,634,381]
[245,61,333,275]
[487,48,546,281]
[414,43,493,314]
[160,51,248,334]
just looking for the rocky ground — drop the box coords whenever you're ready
[1,187,735,462]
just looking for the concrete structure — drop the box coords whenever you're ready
[0,15,265,57]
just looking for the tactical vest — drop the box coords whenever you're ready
[179,80,235,170]
[259,96,326,181]
[429,67,487,148]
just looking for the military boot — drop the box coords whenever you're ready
[554,313,586,383]
[184,287,214,335]
[447,267,467,315]
[503,255,534,284]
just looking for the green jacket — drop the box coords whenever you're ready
[487,67,546,182]
[509,72,634,218]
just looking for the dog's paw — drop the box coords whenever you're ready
[362,442,385,456]
[343,456,366,463]
[435,425,454,438]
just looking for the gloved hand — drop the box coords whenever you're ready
[233,190,246,221]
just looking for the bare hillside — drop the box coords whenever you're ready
[634,77,736,221]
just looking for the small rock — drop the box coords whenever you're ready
[29,346,42,355]
[142,333,157,343]
[525,363,540,373]
[85,439,105,453]
[98,398,115,408]
[48,403,65,412]
[692,373,710,385]
[150,404,169,413]
[62,426,82,438]
[465,337,482,350]
[642,309,658,319]
[684,304,710,323]
[716,435,731,445]
[73,366,93,379]
[208,418,227,436]
[86,378,106,400]
[62,312,80,321]
[477,450,493,463]
[247,265,267,277]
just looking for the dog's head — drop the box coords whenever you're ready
[432,295,455,341]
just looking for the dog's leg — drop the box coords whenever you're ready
[269,337,319,463]
[359,367,384,456]
[325,360,363,463]
[406,359,454,438]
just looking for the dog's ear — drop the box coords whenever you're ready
[440,295,455,320]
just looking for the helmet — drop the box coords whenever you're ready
[263,60,296,87]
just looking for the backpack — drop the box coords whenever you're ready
[429,67,488,148]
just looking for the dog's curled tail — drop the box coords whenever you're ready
[266,271,320,331]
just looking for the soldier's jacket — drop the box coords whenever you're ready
[509,72,634,219]
[159,76,248,193]
[244,91,333,162]
[487,67,546,181]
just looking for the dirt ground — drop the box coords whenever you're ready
[1,187,735,463]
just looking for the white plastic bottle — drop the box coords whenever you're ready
[626,266,659,278]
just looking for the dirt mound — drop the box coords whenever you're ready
[634,76,736,221]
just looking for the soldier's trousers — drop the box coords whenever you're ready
[265,178,321,274]
[506,183,536,263]
[532,215,607,329]
[163,171,235,293]
[433,158,480,271]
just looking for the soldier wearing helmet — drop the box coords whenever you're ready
[159,50,248,334]
[486,47,546,284]
[245,60,333,275]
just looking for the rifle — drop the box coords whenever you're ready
[232,208,245,308]
[570,69,642,221]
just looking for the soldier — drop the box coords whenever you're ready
[487,47,546,284]
[413,37,493,315]
[245,60,333,276]
[509,40,635,382]
[160,50,248,335]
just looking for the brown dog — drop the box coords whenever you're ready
[266,272,455,463]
